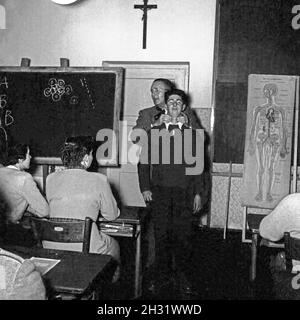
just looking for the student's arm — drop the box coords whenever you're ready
[137,128,151,194]
[98,176,120,221]
[259,194,298,242]
[22,174,49,218]
[138,162,151,194]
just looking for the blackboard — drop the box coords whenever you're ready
[0,67,123,165]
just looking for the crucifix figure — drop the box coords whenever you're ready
[134,0,157,49]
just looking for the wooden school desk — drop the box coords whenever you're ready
[98,206,150,299]
[3,245,116,298]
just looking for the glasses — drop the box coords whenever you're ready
[151,88,167,94]
[167,99,183,106]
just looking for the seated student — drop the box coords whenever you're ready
[45,136,120,262]
[0,247,46,300]
[138,88,204,295]
[0,144,49,245]
[260,193,300,242]
[259,193,300,299]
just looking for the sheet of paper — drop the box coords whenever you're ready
[30,257,61,275]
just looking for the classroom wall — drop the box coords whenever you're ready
[0,0,217,226]
[0,0,216,112]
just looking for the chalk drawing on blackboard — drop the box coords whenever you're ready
[44,78,73,102]
[0,93,14,142]
[247,83,288,203]
[0,76,8,89]
[0,94,7,109]
[4,109,13,127]
[69,95,79,105]
[0,77,12,144]
[80,77,95,109]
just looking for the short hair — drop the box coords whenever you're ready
[165,88,188,108]
[6,144,29,166]
[152,78,175,91]
[61,135,94,168]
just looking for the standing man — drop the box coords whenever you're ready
[137,88,204,296]
[133,78,201,133]
[132,78,207,295]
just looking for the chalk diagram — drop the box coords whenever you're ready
[247,83,288,202]
[44,78,73,102]
[80,77,95,109]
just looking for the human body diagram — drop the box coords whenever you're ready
[248,83,288,203]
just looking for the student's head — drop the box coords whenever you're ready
[150,78,175,107]
[165,89,188,118]
[6,144,31,170]
[61,135,94,169]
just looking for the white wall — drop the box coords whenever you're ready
[0,0,216,110]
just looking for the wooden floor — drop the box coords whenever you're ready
[106,226,278,300]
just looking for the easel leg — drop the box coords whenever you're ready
[250,232,258,281]
[135,225,142,298]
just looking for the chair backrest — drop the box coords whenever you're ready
[284,232,300,271]
[30,217,93,254]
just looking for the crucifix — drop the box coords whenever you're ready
[134,0,157,49]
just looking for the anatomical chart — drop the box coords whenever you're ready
[241,74,297,209]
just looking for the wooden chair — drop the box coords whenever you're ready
[267,232,300,300]
[247,213,284,281]
[284,232,300,272]
[30,217,93,254]
[29,216,95,299]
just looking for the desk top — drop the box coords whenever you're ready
[100,206,150,225]
[3,245,115,295]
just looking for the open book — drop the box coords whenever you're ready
[0,248,60,276]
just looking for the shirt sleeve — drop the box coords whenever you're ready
[138,163,151,193]
[259,194,298,242]
[137,129,151,193]
[98,177,120,221]
[21,174,49,218]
